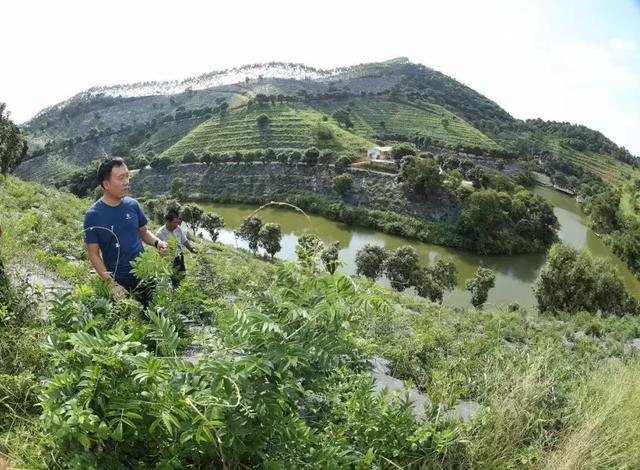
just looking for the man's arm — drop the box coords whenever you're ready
[86,243,112,281]
[185,239,198,254]
[87,243,127,297]
[139,225,167,256]
[178,227,197,253]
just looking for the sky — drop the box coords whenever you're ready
[2,0,639,155]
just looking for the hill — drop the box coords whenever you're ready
[14,58,638,190]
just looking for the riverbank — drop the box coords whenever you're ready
[192,184,640,308]
[132,161,559,255]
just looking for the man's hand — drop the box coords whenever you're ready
[112,283,127,299]
[156,240,168,256]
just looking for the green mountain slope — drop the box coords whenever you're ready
[310,97,500,150]
[14,58,638,185]
[161,103,377,158]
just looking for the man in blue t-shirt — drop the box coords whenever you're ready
[84,157,167,308]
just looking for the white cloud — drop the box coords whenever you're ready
[609,37,637,52]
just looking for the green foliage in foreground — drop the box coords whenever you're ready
[3,175,640,469]
[36,251,457,468]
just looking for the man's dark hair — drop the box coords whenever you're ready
[97,157,126,189]
[165,210,181,222]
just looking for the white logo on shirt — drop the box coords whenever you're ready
[125,213,132,220]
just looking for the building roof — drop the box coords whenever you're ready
[369,146,392,152]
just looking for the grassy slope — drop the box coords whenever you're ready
[161,103,377,158]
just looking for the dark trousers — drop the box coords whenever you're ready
[171,253,186,289]
[0,259,8,302]
[116,277,155,310]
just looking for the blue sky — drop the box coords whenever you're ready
[2,0,639,155]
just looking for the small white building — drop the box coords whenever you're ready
[367,146,393,161]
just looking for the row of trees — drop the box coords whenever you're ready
[235,215,283,259]
[354,244,496,307]
[148,147,349,170]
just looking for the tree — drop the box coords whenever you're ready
[256,94,269,105]
[137,156,149,169]
[391,143,416,161]
[465,267,496,309]
[332,109,354,129]
[200,152,214,165]
[458,189,513,254]
[295,233,324,270]
[587,189,620,233]
[258,223,282,259]
[318,150,335,164]
[263,148,276,162]
[441,118,450,129]
[610,228,640,275]
[332,174,353,196]
[236,215,263,254]
[182,150,198,163]
[533,243,637,315]
[288,151,302,164]
[467,166,489,189]
[398,156,443,195]
[200,213,225,242]
[320,242,340,274]
[415,258,458,303]
[232,151,244,164]
[181,203,204,234]
[170,177,186,200]
[150,155,173,171]
[0,103,28,177]
[383,246,420,291]
[256,114,269,128]
[302,147,320,165]
[335,156,351,173]
[355,244,388,280]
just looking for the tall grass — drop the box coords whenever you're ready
[542,359,640,470]
[465,354,555,469]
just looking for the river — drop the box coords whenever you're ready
[198,185,640,308]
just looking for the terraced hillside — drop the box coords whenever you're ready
[310,97,501,150]
[15,58,638,186]
[547,140,640,185]
[161,103,377,158]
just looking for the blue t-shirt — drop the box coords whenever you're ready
[83,196,148,281]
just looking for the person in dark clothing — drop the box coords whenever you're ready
[83,158,167,309]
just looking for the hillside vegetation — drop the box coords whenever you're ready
[2,175,640,468]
